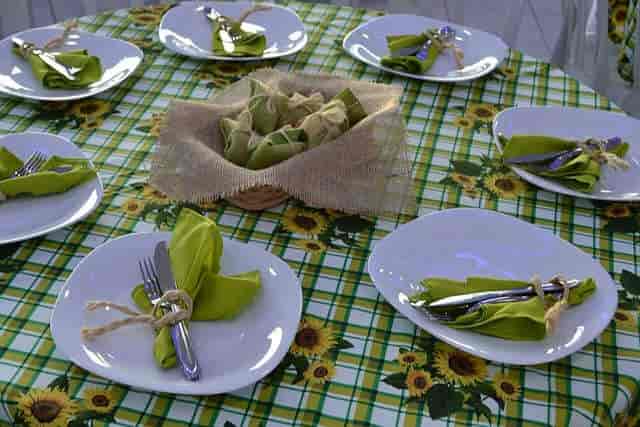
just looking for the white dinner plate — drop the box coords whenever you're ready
[494,106,640,201]
[159,1,307,61]
[367,208,617,365]
[0,27,143,101]
[343,14,508,82]
[51,232,302,395]
[0,132,102,245]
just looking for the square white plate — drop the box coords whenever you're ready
[367,208,617,365]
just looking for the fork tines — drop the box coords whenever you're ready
[12,151,47,178]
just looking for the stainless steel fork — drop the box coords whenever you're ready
[11,152,47,178]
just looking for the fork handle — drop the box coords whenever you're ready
[168,303,200,381]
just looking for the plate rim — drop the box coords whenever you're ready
[0,26,144,101]
[50,231,303,395]
[0,131,103,245]
[342,13,508,82]
[158,1,308,62]
[493,105,640,201]
[366,207,618,365]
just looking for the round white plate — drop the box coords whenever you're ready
[367,208,617,365]
[159,1,307,61]
[0,27,143,101]
[51,232,302,395]
[494,106,640,201]
[0,132,102,245]
[343,14,507,82]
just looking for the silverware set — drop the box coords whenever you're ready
[202,6,243,43]
[11,37,82,81]
[11,151,47,177]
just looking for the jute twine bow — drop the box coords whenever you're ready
[16,20,78,58]
[80,289,193,340]
[577,138,630,170]
[530,274,571,335]
[426,32,464,69]
[235,4,272,24]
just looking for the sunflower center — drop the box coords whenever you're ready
[306,243,321,250]
[403,355,415,363]
[313,367,328,378]
[448,354,476,377]
[474,108,493,118]
[79,104,101,115]
[610,207,629,216]
[294,215,317,230]
[31,400,62,423]
[127,202,139,211]
[413,376,428,389]
[295,327,318,348]
[616,9,627,21]
[500,382,515,394]
[495,178,516,191]
[615,312,629,321]
[91,395,110,407]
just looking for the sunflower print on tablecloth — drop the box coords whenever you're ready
[121,198,145,216]
[449,102,504,134]
[433,345,488,386]
[31,98,118,132]
[135,112,167,137]
[194,60,278,89]
[609,0,630,44]
[303,360,336,385]
[397,350,427,368]
[612,309,639,332]
[405,370,433,398]
[17,388,77,427]
[127,3,175,27]
[596,201,640,233]
[440,155,530,200]
[82,388,117,414]
[492,372,521,401]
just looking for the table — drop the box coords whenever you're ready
[0,2,639,426]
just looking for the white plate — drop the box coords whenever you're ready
[159,1,307,61]
[51,232,302,395]
[0,132,102,245]
[494,106,640,201]
[343,14,507,82]
[367,208,617,365]
[0,27,143,101]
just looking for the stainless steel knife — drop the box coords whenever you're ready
[154,241,200,381]
[12,37,77,81]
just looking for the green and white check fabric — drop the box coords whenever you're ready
[0,2,638,427]
[619,0,638,83]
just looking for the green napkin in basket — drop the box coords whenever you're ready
[130,209,261,368]
[0,148,97,200]
[13,47,102,89]
[212,20,266,57]
[380,32,442,74]
[502,135,630,193]
[246,126,307,170]
[411,276,596,340]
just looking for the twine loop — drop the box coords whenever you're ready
[576,137,630,170]
[530,274,571,335]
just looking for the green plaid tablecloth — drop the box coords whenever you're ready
[1,2,639,426]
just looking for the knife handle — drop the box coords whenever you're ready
[168,303,200,381]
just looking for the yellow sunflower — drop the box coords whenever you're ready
[613,310,638,331]
[80,117,103,131]
[82,388,116,414]
[483,173,527,199]
[462,187,480,198]
[129,12,161,26]
[452,115,475,130]
[612,5,628,26]
[290,318,335,357]
[142,184,168,203]
[39,101,69,112]
[304,360,336,385]
[396,351,426,368]
[498,64,516,80]
[492,372,521,401]
[70,99,111,119]
[296,239,327,254]
[614,413,639,427]
[609,29,624,44]
[451,173,477,188]
[603,204,633,218]
[281,208,328,235]
[433,347,488,386]
[211,62,246,78]
[18,388,77,427]
[121,198,145,216]
[466,103,498,123]
[405,370,432,397]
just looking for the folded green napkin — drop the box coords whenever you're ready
[411,276,596,340]
[298,99,349,148]
[380,32,442,74]
[247,79,289,135]
[13,47,102,89]
[0,148,97,200]
[502,135,630,193]
[246,125,307,170]
[131,209,261,368]
[212,20,266,57]
[332,88,367,127]
[278,92,325,128]
[220,110,255,167]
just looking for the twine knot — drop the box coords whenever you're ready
[576,137,630,170]
[530,274,571,335]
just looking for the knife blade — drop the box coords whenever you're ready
[12,37,77,81]
[154,241,200,381]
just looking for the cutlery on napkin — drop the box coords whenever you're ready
[204,4,270,57]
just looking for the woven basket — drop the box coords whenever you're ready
[226,185,290,211]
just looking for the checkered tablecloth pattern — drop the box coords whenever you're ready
[0,2,639,426]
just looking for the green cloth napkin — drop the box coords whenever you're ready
[502,135,630,193]
[0,148,97,199]
[246,126,307,170]
[298,99,349,148]
[221,110,254,167]
[411,276,597,340]
[380,32,442,74]
[13,47,102,89]
[130,209,261,368]
[212,20,266,57]
[332,88,367,127]
[247,79,289,135]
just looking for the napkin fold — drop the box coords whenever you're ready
[0,148,97,200]
[411,276,596,340]
[13,47,102,89]
[380,32,442,74]
[130,209,261,368]
[502,135,629,193]
[212,20,266,57]
[246,125,307,170]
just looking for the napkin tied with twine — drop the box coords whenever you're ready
[149,69,416,217]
